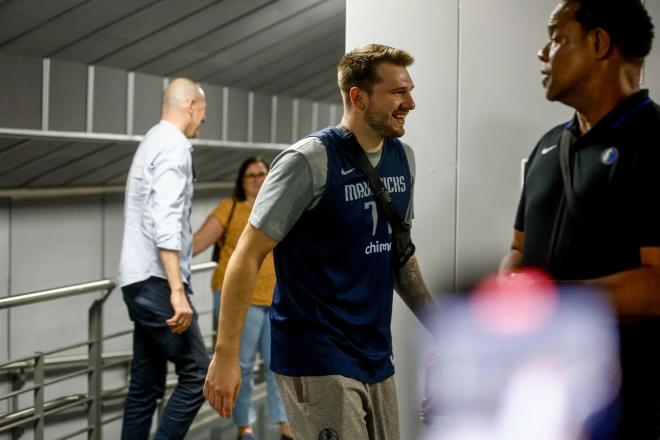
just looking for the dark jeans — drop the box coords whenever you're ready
[121,277,210,440]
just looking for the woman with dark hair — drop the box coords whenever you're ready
[193,157,292,440]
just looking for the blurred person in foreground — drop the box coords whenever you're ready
[500,0,660,437]
[117,78,210,439]
[193,157,292,440]
[420,270,619,440]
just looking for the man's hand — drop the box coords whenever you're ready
[204,350,241,417]
[158,248,192,333]
[499,229,525,274]
[204,224,278,416]
[166,289,192,334]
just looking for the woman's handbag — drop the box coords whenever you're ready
[211,197,237,263]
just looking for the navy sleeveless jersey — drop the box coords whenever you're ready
[270,126,412,383]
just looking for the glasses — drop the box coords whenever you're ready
[244,172,267,179]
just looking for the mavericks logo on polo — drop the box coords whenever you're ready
[601,147,619,165]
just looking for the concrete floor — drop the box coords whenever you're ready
[187,385,285,440]
[191,420,283,440]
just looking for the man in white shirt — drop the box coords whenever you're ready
[117,78,209,440]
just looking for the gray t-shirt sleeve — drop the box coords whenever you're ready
[249,137,327,241]
[250,136,416,241]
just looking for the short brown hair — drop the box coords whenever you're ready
[337,44,414,106]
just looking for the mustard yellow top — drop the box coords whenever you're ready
[209,198,276,306]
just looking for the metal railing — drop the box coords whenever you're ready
[0,262,218,440]
[0,280,115,310]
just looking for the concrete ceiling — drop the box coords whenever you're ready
[0,0,345,191]
[0,0,346,104]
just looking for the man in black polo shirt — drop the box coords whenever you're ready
[500,0,660,437]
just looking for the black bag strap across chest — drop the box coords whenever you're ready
[344,132,415,267]
[211,197,237,263]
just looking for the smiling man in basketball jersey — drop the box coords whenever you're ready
[499,1,660,437]
[204,44,437,440]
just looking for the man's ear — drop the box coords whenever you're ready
[349,87,367,111]
[591,28,613,60]
[187,100,196,116]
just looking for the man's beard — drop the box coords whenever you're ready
[364,106,404,138]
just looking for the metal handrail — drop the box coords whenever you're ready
[0,385,39,402]
[43,367,93,388]
[0,380,268,434]
[0,261,218,439]
[190,261,219,273]
[52,425,94,440]
[0,280,113,310]
[0,350,132,372]
[0,394,90,429]
[0,353,41,370]
[0,376,268,431]
[0,262,217,310]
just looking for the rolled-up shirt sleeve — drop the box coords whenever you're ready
[151,145,190,250]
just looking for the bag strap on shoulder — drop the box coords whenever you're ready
[343,132,415,267]
[211,197,237,263]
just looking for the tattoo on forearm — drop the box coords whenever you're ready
[395,256,433,318]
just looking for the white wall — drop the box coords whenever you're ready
[455,0,570,282]
[346,1,458,438]
[646,1,660,97]
[346,0,660,438]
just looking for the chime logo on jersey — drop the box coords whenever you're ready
[344,175,406,202]
[365,240,392,255]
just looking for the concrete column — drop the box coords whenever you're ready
[645,1,660,97]
[346,1,459,438]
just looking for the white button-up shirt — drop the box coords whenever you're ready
[117,120,194,288]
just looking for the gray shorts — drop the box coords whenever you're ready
[275,374,399,440]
